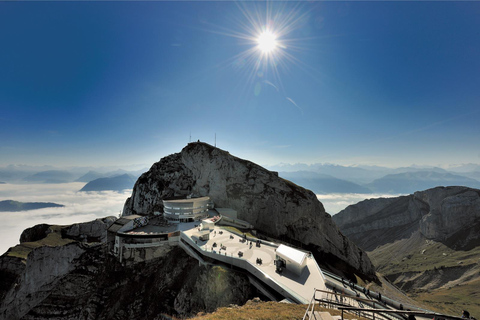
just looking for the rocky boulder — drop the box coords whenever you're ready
[62,216,116,242]
[20,224,51,243]
[123,142,375,278]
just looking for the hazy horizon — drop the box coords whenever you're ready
[1,159,480,179]
[0,181,396,255]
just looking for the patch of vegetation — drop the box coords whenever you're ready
[188,300,367,320]
[411,278,480,317]
[7,225,75,260]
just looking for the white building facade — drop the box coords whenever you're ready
[163,196,213,223]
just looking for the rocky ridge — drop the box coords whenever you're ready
[333,186,480,251]
[123,142,375,278]
[333,186,480,316]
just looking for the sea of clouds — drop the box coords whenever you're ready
[0,183,131,255]
[0,182,401,255]
[317,193,402,215]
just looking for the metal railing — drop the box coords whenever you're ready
[337,307,465,320]
[303,289,402,320]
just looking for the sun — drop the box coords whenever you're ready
[257,31,278,54]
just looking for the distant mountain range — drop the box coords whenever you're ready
[280,171,372,194]
[0,165,146,185]
[75,171,106,183]
[0,200,64,212]
[279,169,480,195]
[80,174,136,192]
[2,163,480,196]
[268,163,480,195]
[365,171,480,194]
[23,170,75,184]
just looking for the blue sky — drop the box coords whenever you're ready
[1,1,479,168]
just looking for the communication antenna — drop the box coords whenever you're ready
[215,133,216,147]
[189,132,191,143]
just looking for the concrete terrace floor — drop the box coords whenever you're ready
[182,225,328,304]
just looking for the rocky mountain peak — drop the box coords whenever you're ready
[123,142,375,278]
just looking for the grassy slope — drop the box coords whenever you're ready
[410,278,480,316]
[6,225,75,260]
[188,300,367,320]
[368,231,480,317]
[369,231,480,274]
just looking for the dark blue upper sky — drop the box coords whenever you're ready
[1,1,479,168]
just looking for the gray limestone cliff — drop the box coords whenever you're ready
[123,142,375,278]
[0,218,254,319]
[333,186,480,251]
[0,217,115,319]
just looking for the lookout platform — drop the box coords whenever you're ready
[181,226,328,304]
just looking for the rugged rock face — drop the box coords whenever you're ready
[174,265,255,316]
[0,220,255,319]
[123,142,375,278]
[20,223,51,243]
[62,217,117,242]
[0,218,115,320]
[333,186,480,316]
[333,186,480,251]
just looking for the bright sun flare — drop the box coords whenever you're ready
[257,31,277,54]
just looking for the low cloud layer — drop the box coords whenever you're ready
[0,182,401,255]
[0,183,130,255]
[317,193,403,215]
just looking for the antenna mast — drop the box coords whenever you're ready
[215,133,216,147]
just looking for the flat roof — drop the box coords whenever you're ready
[107,215,143,232]
[163,196,210,203]
[276,244,307,266]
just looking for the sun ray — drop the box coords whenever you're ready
[192,1,318,107]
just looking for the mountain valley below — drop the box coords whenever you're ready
[333,186,480,315]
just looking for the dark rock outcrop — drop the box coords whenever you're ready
[0,232,255,319]
[20,224,51,243]
[333,186,480,251]
[123,142,375,278]
[174,265,255,316]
